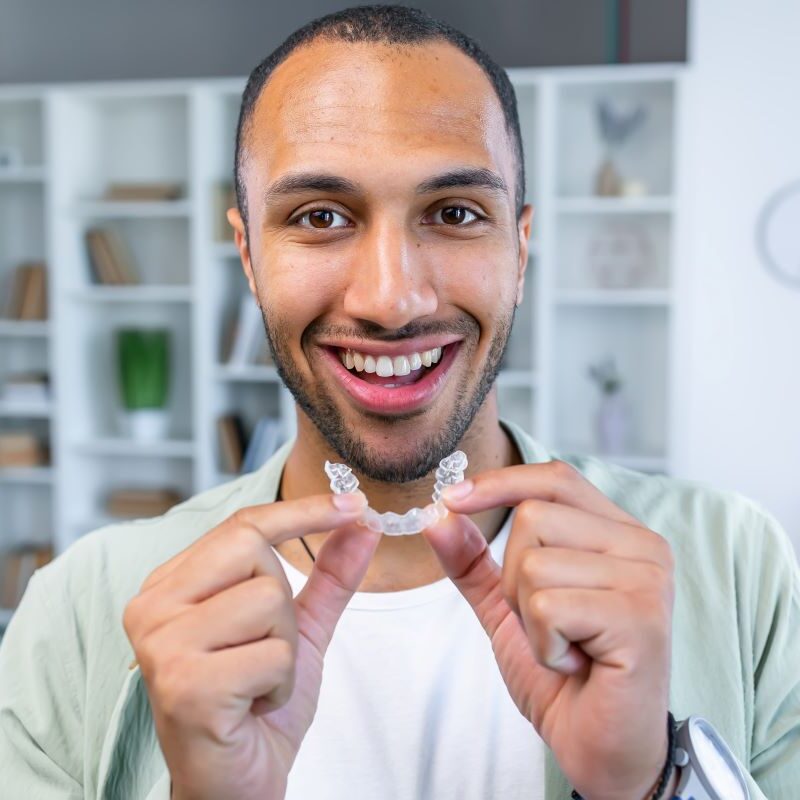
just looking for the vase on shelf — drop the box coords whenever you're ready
[116,328,171,442]
[595,391,631,455]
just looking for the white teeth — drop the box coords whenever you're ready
[393,355,411,376]
[376,355,394,377]
[340,345,447,376]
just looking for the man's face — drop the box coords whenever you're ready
[230,39,532,483]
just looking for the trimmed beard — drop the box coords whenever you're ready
[260,305,515,484]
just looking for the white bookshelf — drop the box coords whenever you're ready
[0,65,684,631]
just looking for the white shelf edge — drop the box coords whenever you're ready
[69,285,193,303]
[70,200,191,218]
[0,165,46,182]
[72,437,196,459]
[555,196,673,214]
[554,289,672,307]
[0,401,53,418]
[0,466,54,484]
[215,363,281,383]
[0,319,51,336]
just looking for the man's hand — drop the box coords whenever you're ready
[423,460,674,800]
[123,492,379,800]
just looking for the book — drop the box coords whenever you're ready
[0,432,48,467]
[241,416,282,474]
[213,181,237,241]
[1,263,48,320]
[227,293,266,366]
[0,543,53,609]
[217,413,247,474]
[0,371,50,403]
[85,227,140,285]
[105,487,184,518]
[103,182,184,201]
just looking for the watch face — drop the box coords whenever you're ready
[690,717,748,800]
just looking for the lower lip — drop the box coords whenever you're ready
[320,343,461,415]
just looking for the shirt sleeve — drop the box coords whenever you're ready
[743,507,800,798]
[0,570,84,798]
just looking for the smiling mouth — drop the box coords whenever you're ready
[334,344,447,387]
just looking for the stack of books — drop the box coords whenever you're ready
[221,293,273,366]
[217,413,247,474]
[84,227,141,285]
[104,487,185,518]
[102,181,184,202]
[1,543,54,609]
[0,432,48,467]
[1,262,48,320]
[0,371,50,404]
[216,413,283,476]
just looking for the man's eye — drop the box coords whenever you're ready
[428,206,481,225]
[294,209,351,229]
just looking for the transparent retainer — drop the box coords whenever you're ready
[324,451,468,536]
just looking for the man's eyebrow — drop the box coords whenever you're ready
[416,167,508,197]
[263,173,362,206]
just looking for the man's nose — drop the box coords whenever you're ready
[342,219,438,330]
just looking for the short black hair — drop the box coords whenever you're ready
[233,4,525,239]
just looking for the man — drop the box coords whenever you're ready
[1,5,798,799]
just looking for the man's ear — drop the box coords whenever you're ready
[226,206,257,297]
[515,203,534,306]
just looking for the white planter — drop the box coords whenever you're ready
[595,392,631,454]
[120,408,171,441]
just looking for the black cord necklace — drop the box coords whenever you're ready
[276,484,316,563]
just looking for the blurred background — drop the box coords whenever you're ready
[1,1,798,636]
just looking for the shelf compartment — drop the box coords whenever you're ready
[556,80,675,198]
[0,98,44,167]
[552,306,668,461]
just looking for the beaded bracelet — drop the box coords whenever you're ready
[570,711,677,800]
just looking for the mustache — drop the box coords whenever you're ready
[304,316,478,344]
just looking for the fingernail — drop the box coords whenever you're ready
[332,491,367,512]
[442,479,474,502]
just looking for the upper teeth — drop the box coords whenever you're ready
[341,347,442,376]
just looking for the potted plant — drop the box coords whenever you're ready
[587,356,631,454]
[116,327,171,441]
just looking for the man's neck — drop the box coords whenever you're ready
[275,398,521,592]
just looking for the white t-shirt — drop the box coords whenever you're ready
[273,511,545,800]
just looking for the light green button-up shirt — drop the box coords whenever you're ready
[1,421,799,798]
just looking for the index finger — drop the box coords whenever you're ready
[140,491,367,594]
[441,460,641,526]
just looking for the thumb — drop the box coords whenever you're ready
[423,512,512,640]
[294,521,380,653]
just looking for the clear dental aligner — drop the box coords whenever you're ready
[324,451,468,536]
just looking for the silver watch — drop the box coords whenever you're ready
[672,716,750,800]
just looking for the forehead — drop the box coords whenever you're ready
[246,38,514,188]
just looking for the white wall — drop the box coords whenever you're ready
[675,1,800,546]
